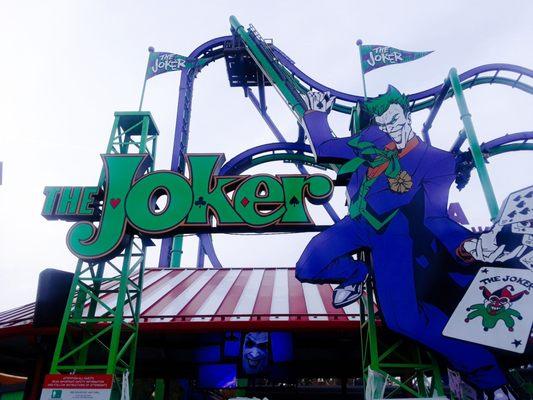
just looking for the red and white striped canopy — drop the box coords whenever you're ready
[0,268,366,332]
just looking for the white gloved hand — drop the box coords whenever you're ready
[303,90,335,113]
[463,224,525,263]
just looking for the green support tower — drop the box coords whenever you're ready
[49,112,159,398]
[359,274,445,398]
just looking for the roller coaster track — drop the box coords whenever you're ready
[243,20,533,116]
[159,21,533,268]
[273,47,533,114]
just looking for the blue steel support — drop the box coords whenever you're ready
[159,36,230,268]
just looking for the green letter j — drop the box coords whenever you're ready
[66,154,149,261]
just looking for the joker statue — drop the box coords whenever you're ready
[296,86,520,399]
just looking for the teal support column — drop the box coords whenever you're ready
[449,68,499,220]
[170,235,184,268]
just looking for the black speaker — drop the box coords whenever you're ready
[34,268,73,328]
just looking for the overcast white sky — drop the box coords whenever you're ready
[0,0,532,309]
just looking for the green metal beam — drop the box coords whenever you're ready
[170,235,184,268]
[449,68,499,220]
[49,112,159,398]
[488,143,533,156]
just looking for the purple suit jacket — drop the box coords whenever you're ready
[303,110,473,261]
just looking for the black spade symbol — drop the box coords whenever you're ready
[513,195,522,202]
[194,196,206,207]
[317,101,323,109]
[507,210,517,218]
[516,200,526,208]
[519,207,530,215]
[525,191,533,198]
[289,196,300,206]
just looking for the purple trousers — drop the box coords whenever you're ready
[296,214,506,390]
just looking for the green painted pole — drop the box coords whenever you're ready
[127,243,147,393]
[150,135,158,172]
[99,116,120,187]
[107,244,133,374]
[489,143,533,156]
[139,116,149,153]
[449,67,499,220]
[229,16,305,119]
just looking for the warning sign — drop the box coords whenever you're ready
[40,374,113,400]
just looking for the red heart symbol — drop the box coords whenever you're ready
[110,198,121,208]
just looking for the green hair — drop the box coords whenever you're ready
[363,85,409,117]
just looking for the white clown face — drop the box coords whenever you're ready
[374,103,414,149]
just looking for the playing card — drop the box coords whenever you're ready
[520,249,533,270]
[443,267,532,353]
[497,185,533,225]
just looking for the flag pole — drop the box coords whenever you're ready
[139,46,154,111]
[356,39,368,100]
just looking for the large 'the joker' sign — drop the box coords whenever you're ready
[41,80,532,399]
[42,154,333,261]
